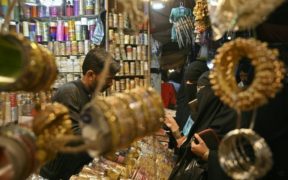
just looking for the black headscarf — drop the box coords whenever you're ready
[175,61,209,130]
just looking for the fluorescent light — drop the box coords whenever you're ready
[152,2,165,10]
[25,0,37,6]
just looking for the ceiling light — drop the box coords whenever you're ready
[151,2,165,10]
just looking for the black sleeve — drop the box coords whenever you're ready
[208,150,230,180]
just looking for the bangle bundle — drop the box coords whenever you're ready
[80,87,165,156]
[0,33,57,92]
[32,103,72,165]
[209,38,285,111]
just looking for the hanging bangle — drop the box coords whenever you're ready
[172,129,182,139]
[210,38,285,111]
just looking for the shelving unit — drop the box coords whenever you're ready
[105,0,151,94]
[18,1,107,89]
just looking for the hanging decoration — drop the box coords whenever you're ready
[207,0,285,40]
[209,38,286,179]
[174,16,194,48]
[193,0,210,42]
[169,2,193,46]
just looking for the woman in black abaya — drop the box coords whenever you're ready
[169,71,240,180]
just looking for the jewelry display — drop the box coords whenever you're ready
[209,38,285,179]
[80,87,165,157]
[207,0,284,40]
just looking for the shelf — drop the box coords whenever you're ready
[55,54,85,57]
[108,27,148,33]
[111,43,148,47]
[20,14,102,22]
[115,75,145,78]
[118,59,148,61]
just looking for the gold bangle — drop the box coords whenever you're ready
[32,103,72,164]
[106,96,135,147]
[209,38,285,111]
[96,98,120,150]
[117,93,147,138]
[172,129,182,139]
[129,90,153,133]
[131,88,160,131]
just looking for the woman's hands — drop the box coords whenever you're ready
[164,114,179,132]
[191,133,210,161]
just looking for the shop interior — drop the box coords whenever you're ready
[0,0,288,179]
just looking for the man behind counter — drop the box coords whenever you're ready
[40,48,120,180]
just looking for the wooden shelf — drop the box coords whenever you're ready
[115,74,145,78]
[20,10,105,21]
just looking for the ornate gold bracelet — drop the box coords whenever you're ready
[129,91,152,133]
[32,103,72,164]
[96,98,120,150]
[116,93,147,138]
[209,38,285,111]
[106,96,136,147]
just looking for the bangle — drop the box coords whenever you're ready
[210,38,285,111]
[202,149,209,160]
[172,129,182,139]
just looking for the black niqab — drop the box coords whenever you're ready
[175,61,209,130]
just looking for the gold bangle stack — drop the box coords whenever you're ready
[80,87,165,156]
[0,33,57,92]
[32,103,72,165]
[209,38,285,111]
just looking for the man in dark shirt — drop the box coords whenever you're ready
[40,48,120,180]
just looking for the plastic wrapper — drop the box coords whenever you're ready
[207,0,284,40]
[92,17,104,45]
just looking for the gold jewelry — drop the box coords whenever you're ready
[32,103,72,164]
[172,129,182,139]
[106,96,136,147]
[131,88,161,132]
[209,38,285,111]
[115,93,147,138]
[96,98,120,150]
[129,91,152,132]
[0,33,57,92]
